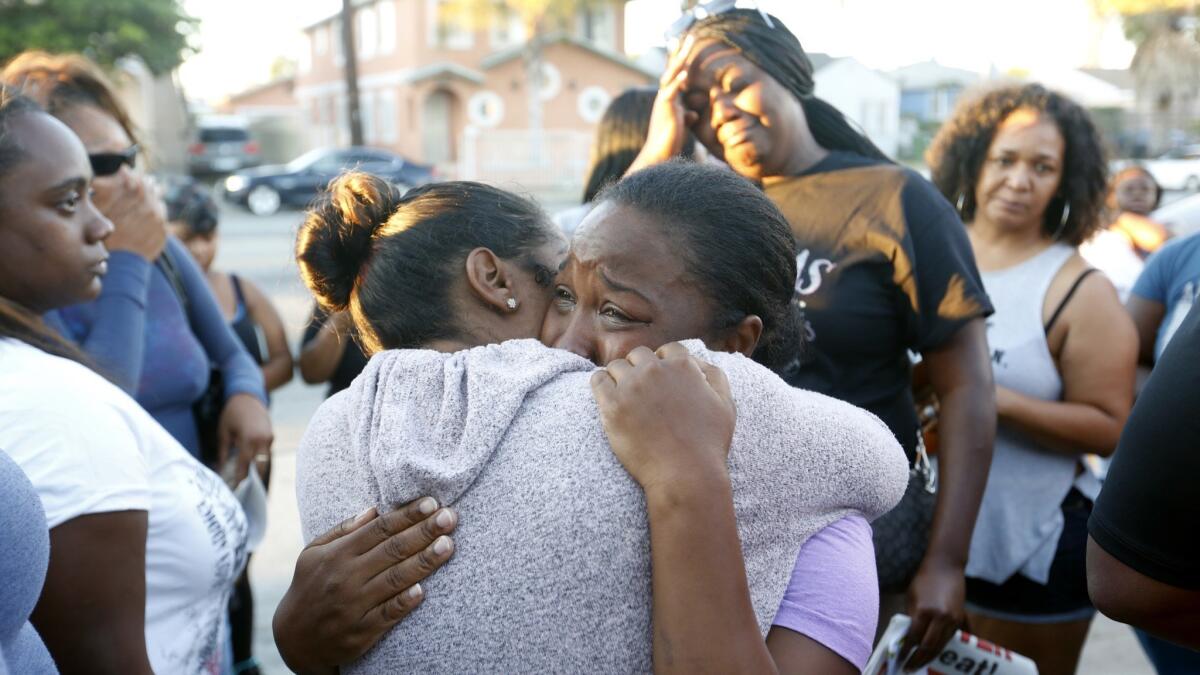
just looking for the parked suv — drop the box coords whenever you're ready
[188,124,260,176]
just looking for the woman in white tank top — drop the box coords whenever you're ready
[927,84,1137,675]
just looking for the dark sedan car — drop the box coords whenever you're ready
[222,147,435,216]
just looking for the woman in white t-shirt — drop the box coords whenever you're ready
[0,92,247,674]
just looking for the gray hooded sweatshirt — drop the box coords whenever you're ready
[297,339,907,673]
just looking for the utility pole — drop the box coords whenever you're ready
[341,0,364,146]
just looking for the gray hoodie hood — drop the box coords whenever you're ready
[297,339,907,673]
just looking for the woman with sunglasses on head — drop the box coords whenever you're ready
[0,89,247,675]
[276,162,907,674]
[629,7,997,668]
[2,51,272,485]
[926,84,1137,675]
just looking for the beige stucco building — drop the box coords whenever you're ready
[287,0,653,195]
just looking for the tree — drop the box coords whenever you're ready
[1093,0,1200,150]
[1092,0,1197,14]
[0,0,197,74]
[440,0,628,165]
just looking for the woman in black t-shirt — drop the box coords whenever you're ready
[630,9,996,668]
[299,303,370,398]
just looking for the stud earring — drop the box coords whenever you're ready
[506,297,518,311]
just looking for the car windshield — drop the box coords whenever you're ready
[199,127,249,143]
[285,148,333,172]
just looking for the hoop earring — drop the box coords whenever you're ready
[956,192,966,216]
[1052,201,1070,241]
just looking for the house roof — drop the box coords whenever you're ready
[227,76,296,103]
[303,0,376,32]
[1025,67,1134,109]
[1079,67,1134,91]
[405,62,486,85]
[807,52,837,72]
[481,33,657,78]
[890,60,980,89]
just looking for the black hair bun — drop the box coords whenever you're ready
[296,171,401,311]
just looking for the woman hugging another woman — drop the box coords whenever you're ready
[280,161,909,673]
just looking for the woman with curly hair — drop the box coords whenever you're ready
[927,83,1137,675]
[630,9,997,668]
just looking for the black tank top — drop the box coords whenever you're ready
[230,275,266,366]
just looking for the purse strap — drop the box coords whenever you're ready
[914,432,938,494]
[155,250,192,319]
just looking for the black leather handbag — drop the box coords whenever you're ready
[871,435,938,593]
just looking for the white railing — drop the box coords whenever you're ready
[459,126,591,201]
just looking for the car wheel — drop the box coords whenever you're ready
[1187,176,1200,192]
[247,185,281,216]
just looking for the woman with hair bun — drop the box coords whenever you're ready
[927,83,1137,675]
[279,162,908,673]
[630,9,997,667]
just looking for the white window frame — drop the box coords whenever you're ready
[314,25,329,56]
[379,88,398,144]
[378,0,396,55]
[358,5,378,60]
[333,18,345,67]
[335,93,348,145]
[489,3,524,49]
[577,4,616,51]
[361,90,377,144]
[427,0,474,50]
[299,33,313,74]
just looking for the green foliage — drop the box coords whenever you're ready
[441,0,624,37]
[1122,10,1192,44]
[0,0,197,74]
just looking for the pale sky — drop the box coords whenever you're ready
[178,0,1136,103]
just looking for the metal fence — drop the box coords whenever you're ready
[459,127,592,203]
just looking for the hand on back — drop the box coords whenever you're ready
[273,498,458,674]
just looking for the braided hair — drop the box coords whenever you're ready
[687,9,890,162]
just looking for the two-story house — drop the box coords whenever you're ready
[294,0,654,194]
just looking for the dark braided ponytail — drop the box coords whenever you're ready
[687,9,890,162]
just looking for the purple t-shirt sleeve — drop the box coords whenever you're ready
[772,514,879,671]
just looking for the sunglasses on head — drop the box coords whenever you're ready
[665,0,774,49]
[89,145,138,177]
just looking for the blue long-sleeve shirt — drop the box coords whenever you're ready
[45,236,266,458]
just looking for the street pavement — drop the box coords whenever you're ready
[214,201,1156,674]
